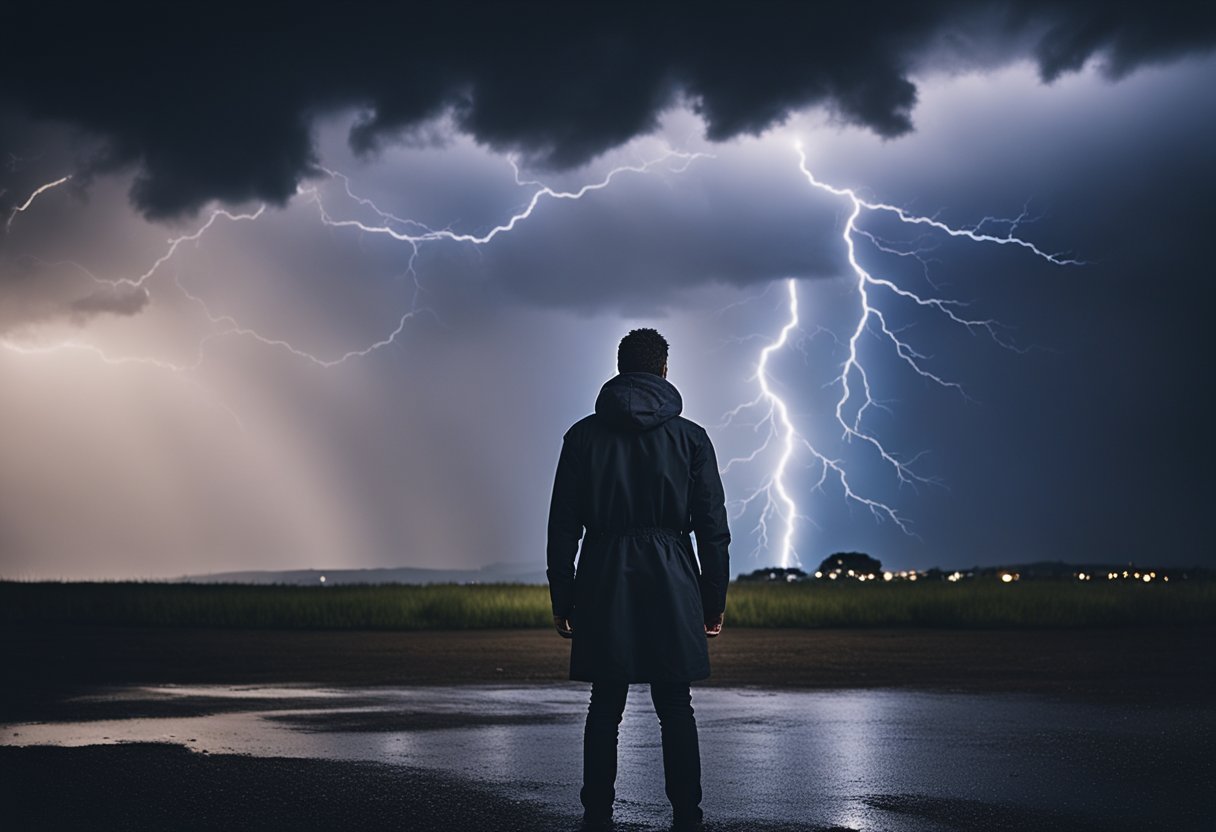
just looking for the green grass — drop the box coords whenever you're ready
[1,580,1212,630]
[0,582,551,630]
[726,580,1216,628]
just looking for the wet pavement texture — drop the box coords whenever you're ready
[2,683,1212,831]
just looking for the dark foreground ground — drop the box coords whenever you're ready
[6,738,1188,832]
[6,623,1214,715]
[0,742,591,832]
[2,625,1213,831]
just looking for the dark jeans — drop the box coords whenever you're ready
[580,680,703,824]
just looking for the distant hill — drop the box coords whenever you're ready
[174,562,547,586]
[173,558,1214,587]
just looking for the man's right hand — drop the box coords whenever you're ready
[553,615,574,639]
[704,611,725,638]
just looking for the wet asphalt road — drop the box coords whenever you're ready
[2,683,1212,831]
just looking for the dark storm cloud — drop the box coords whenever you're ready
[4,2,1214,220]
[1023,1,1216,81]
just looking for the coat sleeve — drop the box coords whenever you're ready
[690,428,731,619]
[546,428,584,618]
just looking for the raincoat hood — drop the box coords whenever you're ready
[594,372,683,431]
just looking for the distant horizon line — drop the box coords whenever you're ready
[2,557,1212,584]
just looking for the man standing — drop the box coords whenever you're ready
[547,328,731,832]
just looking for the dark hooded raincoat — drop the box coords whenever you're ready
[546,372,732,683]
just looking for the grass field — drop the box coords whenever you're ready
[2,579,1213,630]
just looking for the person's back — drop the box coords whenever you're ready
[547,328,731,832]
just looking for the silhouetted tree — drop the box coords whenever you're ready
[816,552,882,577]
[736,567,808,583]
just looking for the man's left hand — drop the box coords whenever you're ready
[553,615,574,639]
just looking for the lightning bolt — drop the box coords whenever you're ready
[1,205,274,424]
[720,279,804,566]
[1,147,709,414]
[6,175,70,231]
[300,148,710,247]
[721,144,1083,569]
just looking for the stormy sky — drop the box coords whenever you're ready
[2,2,1214,579]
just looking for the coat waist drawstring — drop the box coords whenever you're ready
[584,526,691,540]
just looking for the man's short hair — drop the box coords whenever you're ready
[617,328,669,375]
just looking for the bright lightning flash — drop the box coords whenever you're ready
[721,144,1082,569]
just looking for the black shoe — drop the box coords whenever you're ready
[578,815,614,832]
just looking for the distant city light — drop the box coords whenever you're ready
[319,575,326,584]
[795,561,1175,585]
